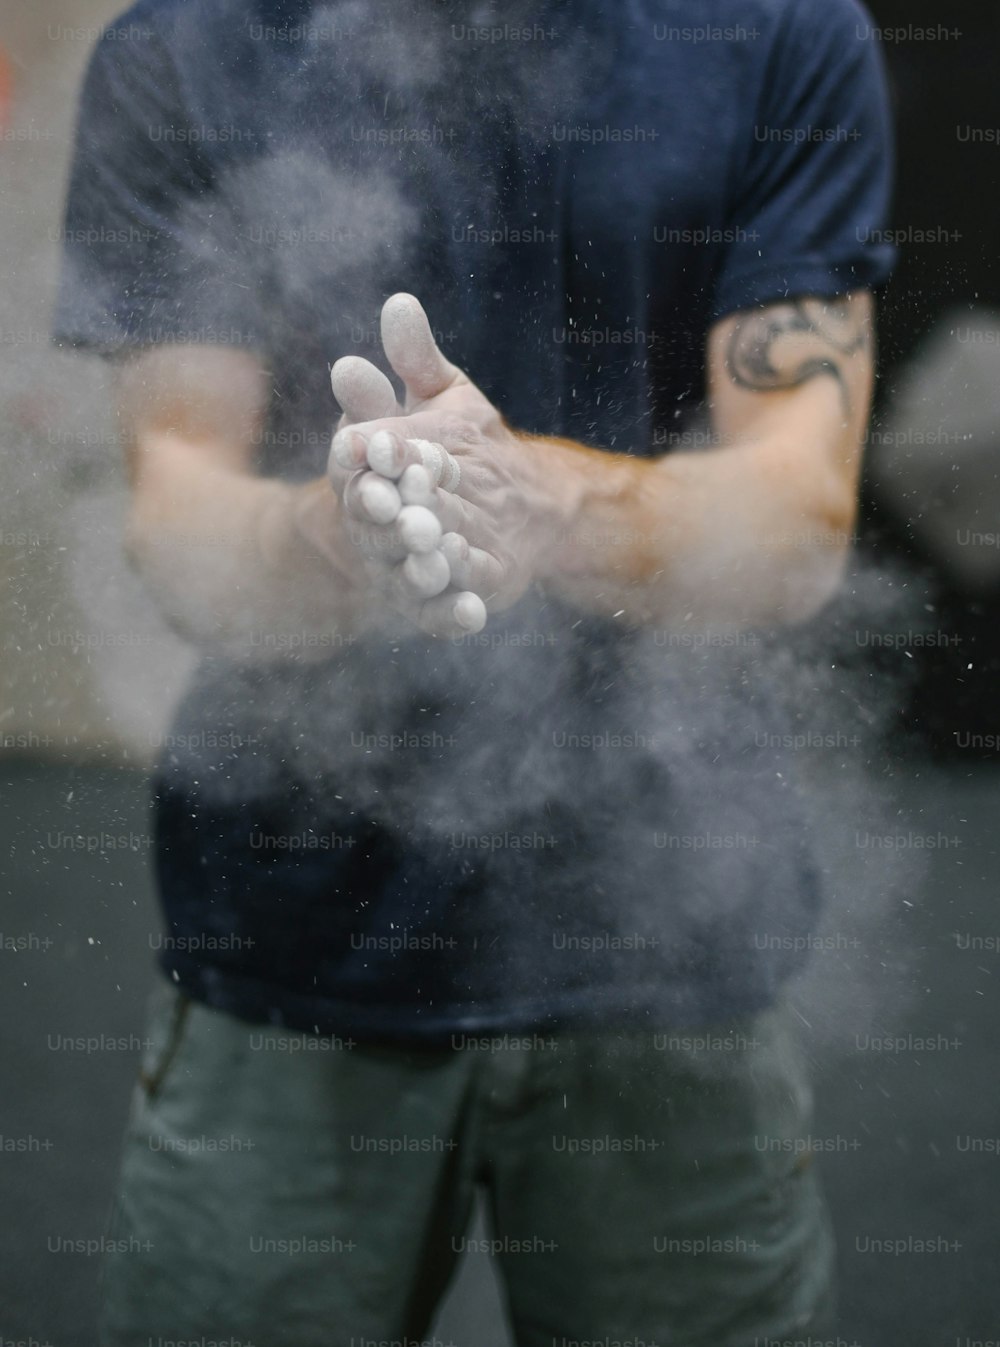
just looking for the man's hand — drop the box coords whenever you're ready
[326,338,486,636]
[329,294,578,626]
[328,288,875,635]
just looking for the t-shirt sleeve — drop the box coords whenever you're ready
[710,0,896,320]
[51,20,264,358]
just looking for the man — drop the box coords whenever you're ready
[53,0,895,1342]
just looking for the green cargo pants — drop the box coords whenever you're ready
[98,981,837,1346]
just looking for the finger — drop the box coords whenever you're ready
[343,470,393,522]
[406,438,462,492]
[398,463,436,508]
[380,293,463,405]
[366,429,426,480]
[397,505,442,554]
[328,360,402,494]
[329,427,371,484]
[330,426,424,494]
[439,531,469,575]
[401,548,451,599]
[453,591,488,633]
[356,473,402,526]
[339,424,460,491]
[347,537,445,620]
[441,537,505,598]
[415,590,488,639]
[425,490,480,541]
[331,356,400,424]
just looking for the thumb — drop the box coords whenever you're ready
[380,293,464,406]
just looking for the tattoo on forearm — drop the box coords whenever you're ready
[725,297,869,413]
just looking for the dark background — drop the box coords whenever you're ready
[861,0,1000,754]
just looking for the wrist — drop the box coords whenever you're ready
[510,433,589,576]
[254,477,372,648]
[523,434,651,592]
[278,478,348,573]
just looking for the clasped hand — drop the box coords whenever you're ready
[328,293,561,639]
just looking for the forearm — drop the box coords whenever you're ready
[125,430,375,660]
[523,293,877,630]
[530,390,857,629]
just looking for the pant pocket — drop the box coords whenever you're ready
[135,982,193,1100]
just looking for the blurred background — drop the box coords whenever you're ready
[2,2,999,1344]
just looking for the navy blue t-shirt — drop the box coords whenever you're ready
[54,0,895,1042]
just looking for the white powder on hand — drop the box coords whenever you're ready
[397,505,442,554]
[409,439,461,492]
[330,428,367,472]
[357,474,402,525]
[398,464,436,508]
[367,429,405,479]
[453,591,487,633]
[403,548,451,598]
